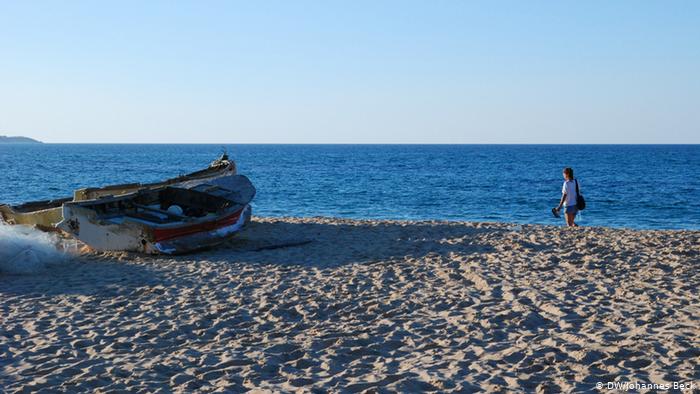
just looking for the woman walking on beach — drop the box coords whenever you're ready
[554,167,580,227]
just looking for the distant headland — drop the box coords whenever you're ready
[0,135,43,144]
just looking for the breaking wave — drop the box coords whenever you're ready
[0,225,71,274]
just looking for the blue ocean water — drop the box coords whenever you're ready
[1,144,698,230]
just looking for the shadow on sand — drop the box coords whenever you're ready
[1,218,506,296]
[209,218,505,268]
[0,256,171,297]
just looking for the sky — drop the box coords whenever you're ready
[1,1,698,144]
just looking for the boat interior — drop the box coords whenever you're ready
[76,187,235,225]
[3,156,233,214]
[75,158,232,201]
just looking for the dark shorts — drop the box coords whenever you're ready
[565,205,578,214]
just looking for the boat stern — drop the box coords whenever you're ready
[151,204,252,254]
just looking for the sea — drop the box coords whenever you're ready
[1,144,698,230]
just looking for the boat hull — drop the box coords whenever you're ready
[0,157,236,229]
[58,204,252,255]
[153,205,251,254]
[0,198,70,229]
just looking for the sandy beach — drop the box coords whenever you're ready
[1,217,698,392]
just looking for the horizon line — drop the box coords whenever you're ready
[11,142,700,146]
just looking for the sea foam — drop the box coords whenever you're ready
[0,225,70,274]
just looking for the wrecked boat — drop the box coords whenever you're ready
[0,154,237,230]
[56,175,255,254]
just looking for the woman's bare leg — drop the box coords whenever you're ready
[565,212,576,226]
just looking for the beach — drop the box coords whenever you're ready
[1,217,698,392]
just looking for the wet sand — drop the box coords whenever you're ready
[1,217,698,392]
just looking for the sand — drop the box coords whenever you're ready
[1,217,698,392]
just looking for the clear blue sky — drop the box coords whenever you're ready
[1,1,698,143]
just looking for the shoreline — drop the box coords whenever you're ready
[1,216,698,391]
[256,215,700,233]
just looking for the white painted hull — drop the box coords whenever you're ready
[58,204,252,254]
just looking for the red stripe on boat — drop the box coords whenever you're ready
[153,209,243,242]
